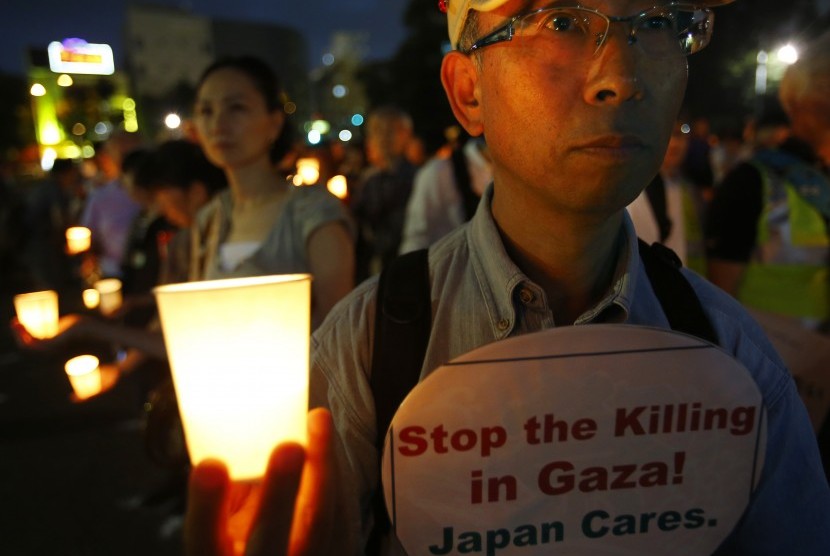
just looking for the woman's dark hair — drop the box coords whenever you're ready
[196,56,295,164]
[134,140,227,196]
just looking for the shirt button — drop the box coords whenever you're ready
[519,288,535,305]
[497,318,510,331]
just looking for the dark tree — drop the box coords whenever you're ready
[358,0,456,154]
[0,72,32,155]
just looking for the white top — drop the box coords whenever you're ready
[399,140,492,254]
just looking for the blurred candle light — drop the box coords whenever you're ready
[66,226,91,254]
[82,288,100,310]
[296,158,320,185]
[327,175,348,200]
[94,278,122,316]
[64,355,102,399]
[154,274,311,481]
[13,290,59,339]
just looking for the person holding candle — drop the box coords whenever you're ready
[185,1,830,555]
[10,140,227,359]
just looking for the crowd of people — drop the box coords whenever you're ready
[2,0,830,554]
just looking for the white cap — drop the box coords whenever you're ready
[446,0,738,50]
[447,0,510,49]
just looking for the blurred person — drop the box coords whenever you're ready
[185,2,830,555]
[399,134,492,253]
[627,120,707,272]
[746,95,791,152]
[682,114,715,195]
[80,131,145,279]
[706,30,830,330]
[20,158,85,291]
[710,121,752,185]
[351,105,418,280]
[116,147,177,326]
[404,133,428,167]
[0,160,26,293]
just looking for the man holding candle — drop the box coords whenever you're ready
[187,1,830,555]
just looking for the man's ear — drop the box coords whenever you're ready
[441,51,484,137]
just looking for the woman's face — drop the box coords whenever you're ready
[193,67,283,171]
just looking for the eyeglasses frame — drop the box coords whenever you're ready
[461,2,714,56]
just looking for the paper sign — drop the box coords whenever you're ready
[382,325,766,556]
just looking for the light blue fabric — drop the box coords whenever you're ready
[310,184,830,555]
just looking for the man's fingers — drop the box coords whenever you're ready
[245,443,306,556]
[185,459,234,556]
[290,408,335,555]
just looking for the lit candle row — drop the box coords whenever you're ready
[64,355,102,399]
[14,285,123,401]
[16,273,311,482]
[14,281,123,339]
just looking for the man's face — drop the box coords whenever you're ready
[465,0,688,219]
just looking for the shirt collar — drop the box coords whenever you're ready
[467,185,637,337]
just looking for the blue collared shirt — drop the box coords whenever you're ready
[311,185,830,555]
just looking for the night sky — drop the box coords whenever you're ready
[2,0,413,76]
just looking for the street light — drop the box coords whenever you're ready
[756,43,799,96]
[776,44,799,65]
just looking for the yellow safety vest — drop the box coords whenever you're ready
[738,161,829,320]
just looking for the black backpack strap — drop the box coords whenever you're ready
[450,146,479,221]
[366,248,432,554]
[638,239,719,346]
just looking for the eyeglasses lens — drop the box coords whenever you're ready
[511,6,712,58]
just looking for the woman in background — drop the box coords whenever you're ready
[190,56,354,327]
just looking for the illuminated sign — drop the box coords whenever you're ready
[47,38,114,75]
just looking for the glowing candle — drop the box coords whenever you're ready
[326,175,348,199]
[94,278,122,316]
[296,158,320,185]
[13,290,59,339]
[64,355,102,399]
[153,274,312,481]
[65,226,91,254]
[82,288,100,310]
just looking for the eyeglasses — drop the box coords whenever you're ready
[462,3,714,59]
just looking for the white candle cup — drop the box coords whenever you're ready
[153,274,312,481]
[65,226,92,255]
[13,290,59,339]
[94,278,122,316]
[65,355,103,399]
[82,288,100,310]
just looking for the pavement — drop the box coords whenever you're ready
[0,291,184,556]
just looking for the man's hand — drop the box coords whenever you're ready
[185,408,336,556]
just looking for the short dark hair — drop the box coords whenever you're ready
[134,140,227,195]
[121,148,151,177]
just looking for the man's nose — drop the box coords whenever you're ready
[583,23,645,105]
